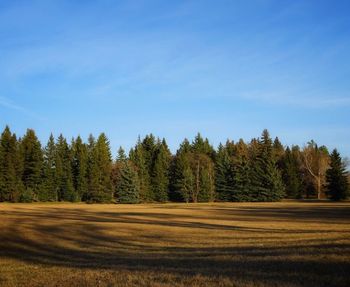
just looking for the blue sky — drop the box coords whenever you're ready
[1,0,349,157]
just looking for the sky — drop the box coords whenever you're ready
[1,0,349,157]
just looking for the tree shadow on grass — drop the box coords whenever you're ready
[1,205,350,287]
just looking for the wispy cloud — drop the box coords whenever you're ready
[0,96,45,121]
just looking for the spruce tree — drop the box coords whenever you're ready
[115,148,140,203]
[250,130,285,201]
[129,138,152,202]
[41,134,58,201]
[55,134,76,201]
[86,133,113,202]
[0,126,21,202]
[326,149,349,201]
[282,147,303,199]
[171,143,194,203]
[20,129,43,201]
[232,139,253,201]
[72,136,88,201]
[215,144,233,201]
[152,139,172,202]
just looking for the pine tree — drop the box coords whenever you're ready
[250,130,285,201]
[129,138,152,202]
[41,134,58,201]
[20,129,43,201]
[326,149,349,201]
[232,139,252,201]
[86,133,113,202]
[55,134,76,201]
[282,147,303,199]
[152,139,172,202]
[115,148,140,203]
[0,126,21,202]
[192,133,215,158]
[170,143,194,203]
[72,136,88,201]
[215,144,233,201]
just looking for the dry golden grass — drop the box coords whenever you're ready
[0,201,349,287]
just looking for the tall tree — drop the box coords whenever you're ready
[41,134,58,201]
[0,126,21,201]
[115,147,140,203]
[303,141,330,199]
[20,129,43,201]
[152,139,172,202]
[232,139,252,201]
[215,143,233,201]
[250,130,285,201]
[87,133,113,202]
[71,136,88,201]
[326,149,349,201]
[129,137,152,202]
[282,146,303,199]
[55,134,76,201]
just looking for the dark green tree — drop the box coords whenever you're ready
[41,134,58,201]
[282,146,303,199]
[0,126,22,201]
[152,139,172,202]
[56,134,76,201]
[20,129,43,201]
[115,147,140,203]
[86,133,113,202]
[71,136,88,201]
[250,130,285,201]
[215,144,233,201]
[326,149,349,201]
[129,137,152,202]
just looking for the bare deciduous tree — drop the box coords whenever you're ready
[303,141,330,199]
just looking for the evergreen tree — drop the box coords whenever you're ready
[282,147,303,199]
[0,126,21,201]
[232,139,253,201]
[129,137,152,202]
[115,148,140,203]
[170,141,194,202]
[192,133,215,158]
[72,136,88,201]
[152,139,172,202]
[215,144,233,201]
[55,134,76,201]
[20,129,43,201]
[326,149,349,201]
[41,134,58,201]
[86,133,113,202]
[250,130,285,201]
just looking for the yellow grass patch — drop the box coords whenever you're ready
[0,202,349,286]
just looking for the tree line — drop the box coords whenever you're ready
[0,126,348,203]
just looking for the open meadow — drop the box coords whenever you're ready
[0,202,349,287]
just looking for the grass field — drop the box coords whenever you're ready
[0,202,349,287]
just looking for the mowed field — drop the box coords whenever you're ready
[0,202,349,287]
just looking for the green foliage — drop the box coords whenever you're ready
[0,125,341,204]
[171,138,215,203]
[72,136,88,201]
[40,134,58,201]
[56,134,76,202]
[0,126,24,202]
[115,155,140,203]
[326,149,349,201]
[282,147,303,199]
[249,130,285,201]
[20,129,43,199]
[87,133,113,203]
[215,144,233,201]
[152,139,172,202]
